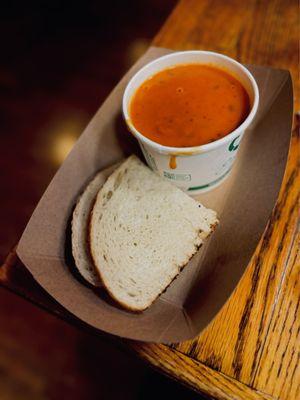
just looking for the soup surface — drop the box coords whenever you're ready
[129,64,250,147]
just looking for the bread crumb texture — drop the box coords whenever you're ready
[90,156,218,311]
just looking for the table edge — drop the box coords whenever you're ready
[128,343,276,400]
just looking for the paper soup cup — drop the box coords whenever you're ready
[123,51,259,194]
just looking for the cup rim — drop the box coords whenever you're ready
[123,50,259,154]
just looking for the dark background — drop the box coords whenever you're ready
[0,1,207,399]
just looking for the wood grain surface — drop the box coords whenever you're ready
[0,1,299,399]
[130,123,299,400]
[130,0,300,399]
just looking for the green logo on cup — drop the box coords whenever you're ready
[229,136,240,152]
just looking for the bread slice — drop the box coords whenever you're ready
[71,164,119,286]
[89,155,218,311]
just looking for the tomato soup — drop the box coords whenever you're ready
[129,64,250,147]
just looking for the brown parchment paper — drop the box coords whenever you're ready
[17,47,293,343]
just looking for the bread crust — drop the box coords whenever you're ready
[71,163,120,286]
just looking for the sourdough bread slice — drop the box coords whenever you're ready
[71,164,119,286]
[89,155,218,311]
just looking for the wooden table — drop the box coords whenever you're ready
[1,1,299,399]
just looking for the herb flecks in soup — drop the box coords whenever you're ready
[130,64,250,147]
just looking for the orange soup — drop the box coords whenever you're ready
[129,64,250,147]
